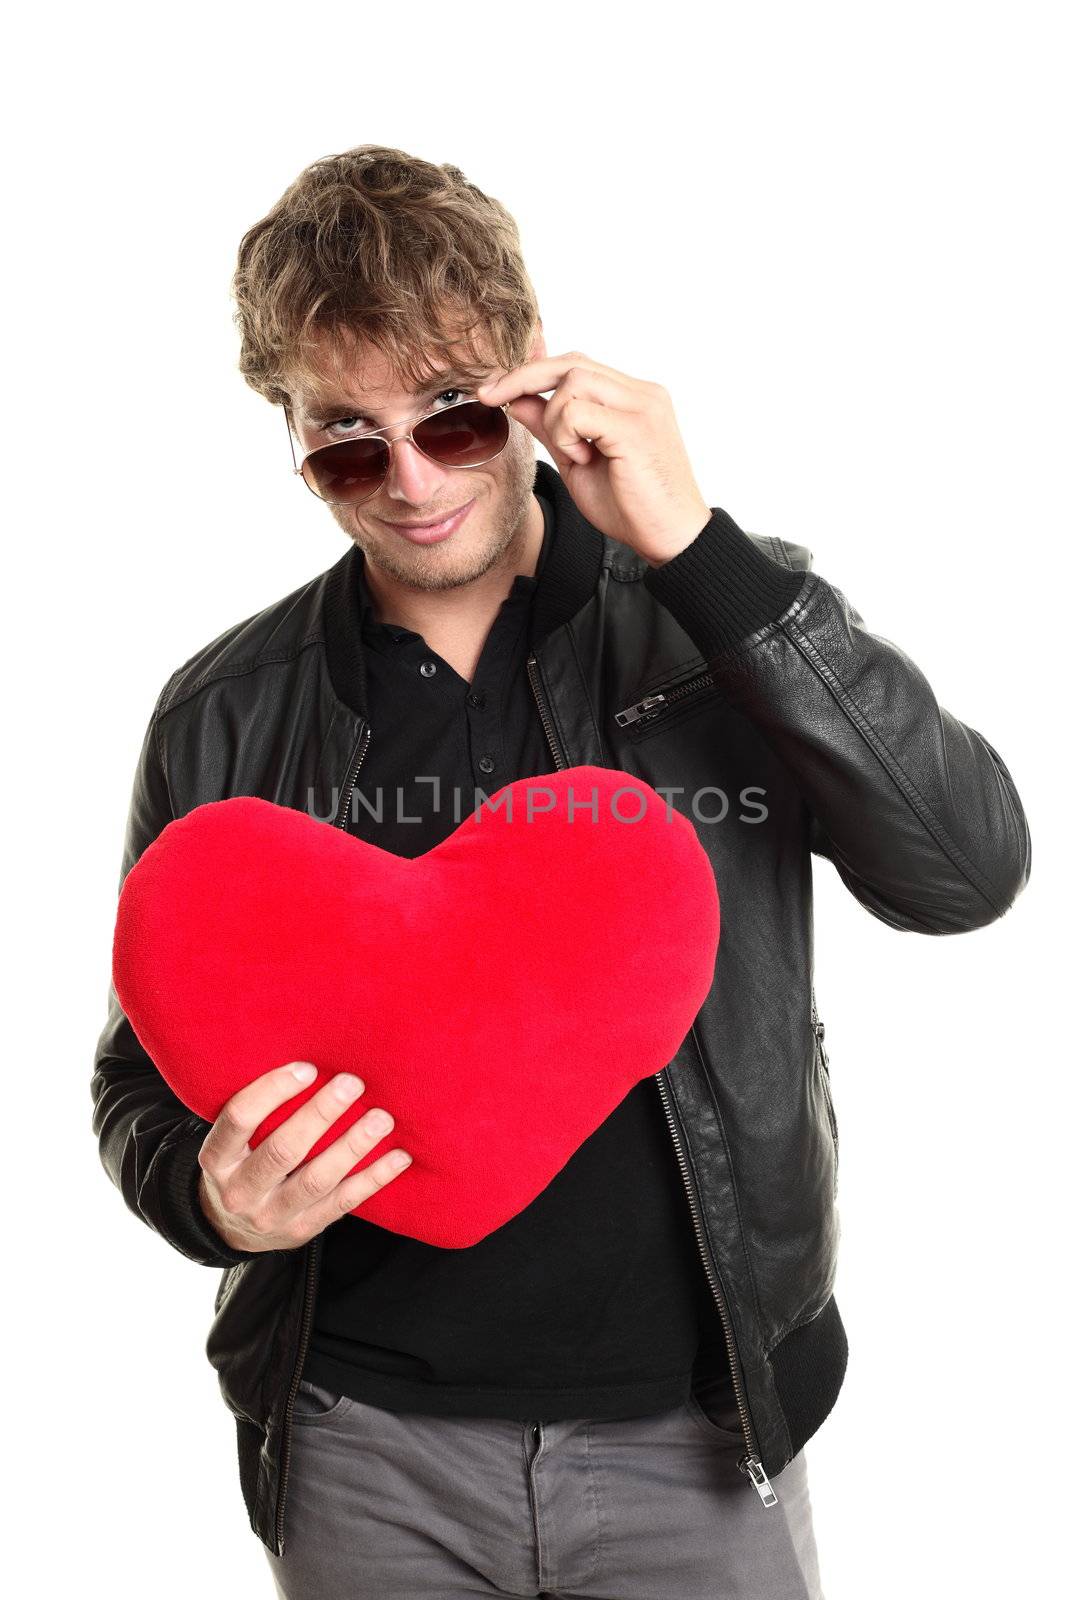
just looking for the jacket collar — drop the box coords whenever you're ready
[322,458,605,722]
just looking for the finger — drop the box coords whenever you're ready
[546,364,644,414]
[288,1145,415,1245]
[503,391,597,468]
[544,396,630,462]
[478,351,645,407]
[200,1060,322,1177]
[272,1093,403,1221]
[234,1069,372,1205]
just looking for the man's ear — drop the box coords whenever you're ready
[527,322,547,363]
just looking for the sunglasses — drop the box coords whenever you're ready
[285,397,512,507]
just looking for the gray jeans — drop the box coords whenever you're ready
[264,1377,824,1599]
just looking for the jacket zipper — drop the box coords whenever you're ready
[274,1235,322,1553]
[615,668,717,728]
[655,1067,778,1507]
[337,724,372,833]
[527,652,779,1509]
[275,722,372,1555]
[811,992,839,1186]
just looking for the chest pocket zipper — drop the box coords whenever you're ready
[615,668,719,731]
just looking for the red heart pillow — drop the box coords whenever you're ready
[112,765,719,1247]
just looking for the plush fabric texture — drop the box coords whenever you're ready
[111,766,720,1248]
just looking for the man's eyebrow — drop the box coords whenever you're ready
[302,371,491,420]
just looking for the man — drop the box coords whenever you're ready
[92,145,1031,1599]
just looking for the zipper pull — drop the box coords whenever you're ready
[615,693,665,727]
[740,1455,780,1507]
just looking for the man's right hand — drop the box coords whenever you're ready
[197,1063,412,1253]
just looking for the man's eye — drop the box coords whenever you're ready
[322,389,472,437]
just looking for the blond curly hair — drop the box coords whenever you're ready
[232,143,542,409]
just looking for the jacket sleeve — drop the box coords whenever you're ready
[90,693,263,1268]
[643,508,1032,934]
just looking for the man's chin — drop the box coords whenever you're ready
[362,537,509,594]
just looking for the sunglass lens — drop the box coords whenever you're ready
[414,401,510,467]
[302,436,389,504]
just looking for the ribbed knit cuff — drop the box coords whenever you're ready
[643,507,808,657]
[154,1117,265,1269]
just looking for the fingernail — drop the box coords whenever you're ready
[291,1063,317,1083]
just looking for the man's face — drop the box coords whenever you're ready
[287,331,545,594]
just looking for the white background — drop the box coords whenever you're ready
[5,3,1063,1596]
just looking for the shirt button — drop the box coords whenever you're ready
[478,755,496,774]
[467,690,486,707]
[419,661,437,678]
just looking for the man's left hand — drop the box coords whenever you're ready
[477,354,711,567]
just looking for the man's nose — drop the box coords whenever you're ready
[381,436,451,501]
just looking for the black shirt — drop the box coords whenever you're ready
[302,489,731,1420]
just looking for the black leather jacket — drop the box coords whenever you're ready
[91,461,1031,1553]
